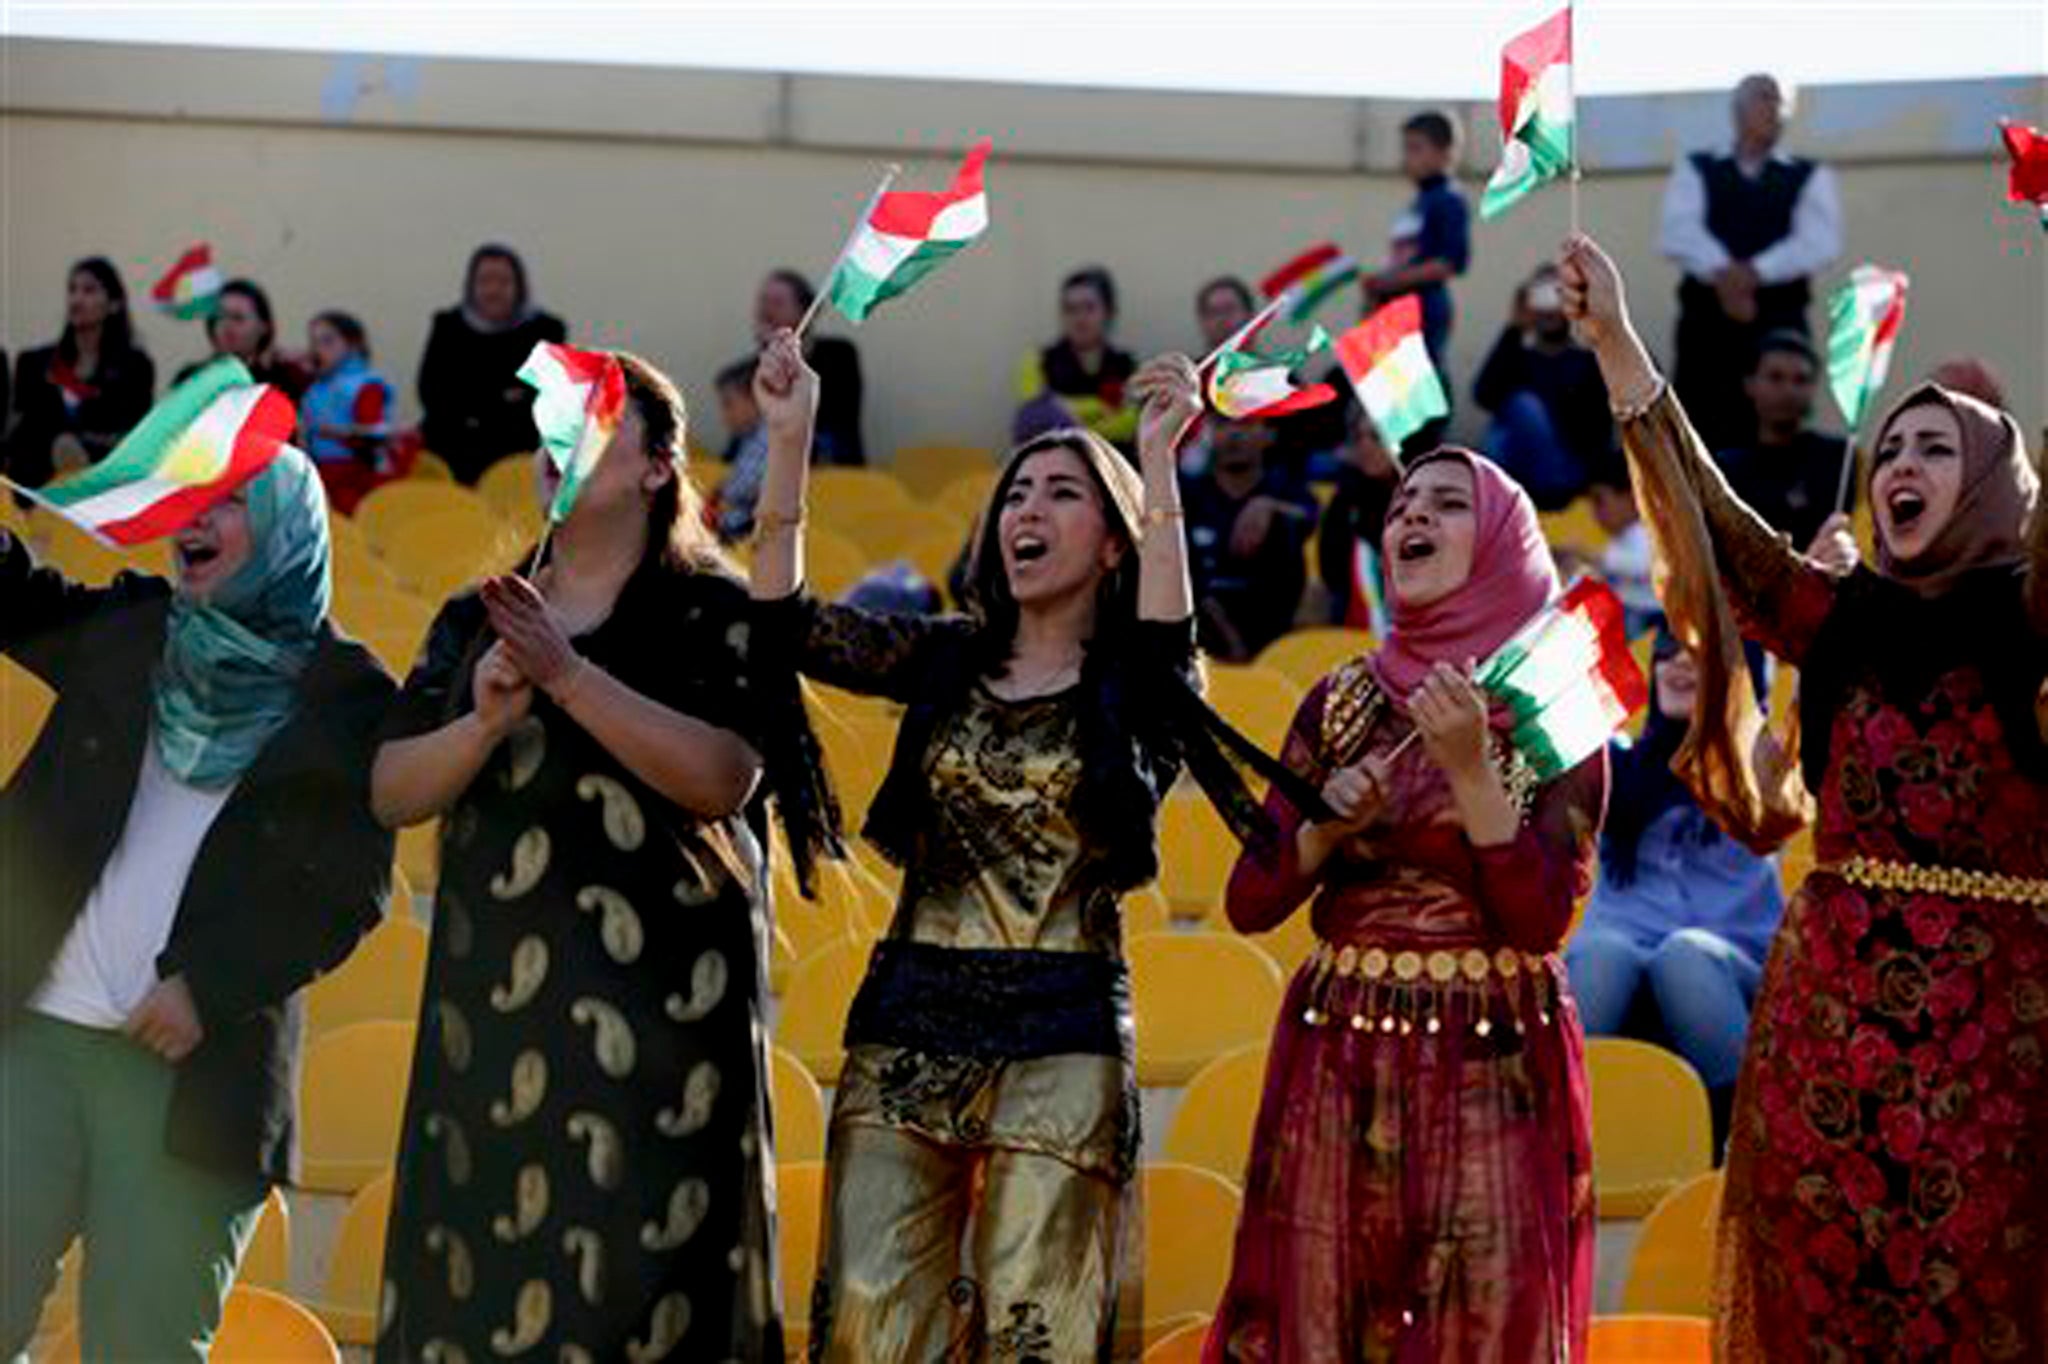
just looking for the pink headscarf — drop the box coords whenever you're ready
[1370,448,1559,704]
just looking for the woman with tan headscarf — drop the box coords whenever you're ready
[1561,233,2048,1363]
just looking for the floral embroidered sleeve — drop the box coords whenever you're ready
[1470,748,1608,954]
[1223,678,1335,933]
[763,592,968,705]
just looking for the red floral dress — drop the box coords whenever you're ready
[1713,557,2048,1361]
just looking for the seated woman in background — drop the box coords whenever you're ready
[6,256,155,487]
[1014,266,1138,452]
[299,311,399,514]
[417,243,567,485]
[747,268,866,466]
[174,279,311,400]
[1565,628,1783,1152]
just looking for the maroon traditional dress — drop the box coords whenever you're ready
[1203,660,1602,1363]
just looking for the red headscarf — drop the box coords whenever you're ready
[1370,448,1559,704]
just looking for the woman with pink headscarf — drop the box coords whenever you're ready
[1204,448,1605,1363]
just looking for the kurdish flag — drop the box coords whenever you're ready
[2001,121,2048,229]
[824,139,991,324]
[14,359,293,546]
[1259,242,1361,325]
[1824,264,1910,432]
[1348,539,1391,636]
[151,243,224,320]
[1333,296,1448,451]
[1480,8,1575,221]
[1477,576,1647,780]
[1207,311,1338,420]
[519,342,627,524]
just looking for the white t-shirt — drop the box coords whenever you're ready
[30,737,236,1030]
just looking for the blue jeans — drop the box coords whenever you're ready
[1484,391,1585,510]
[1565,926,1762,1087]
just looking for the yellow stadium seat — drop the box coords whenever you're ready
[1122,884,1173,938]
[891,444,994,499]
[1539,499,1608,557]
[1245,907,1320,974]
[312,1170,391,1345]
[477,454,539,521]
[1141,1163,1242,1337]
[1141,1317,1212,1363]
[839,505,964,564]
[811,465,912,506]
[778,1160,826,1362]
[1588,1314,1712,1363]
[1162,1043,1269,1181]
[847,840,904,895]
[329,580,433,642]
[396,820,441,895]
[377,505,523,601]
[305,914,429,1036]
[775,936,872,1085]
[1586,1037,1712,1218]
[1768,658,1799,728]
[1781,823,1817,895]
[1200,665,1303,752]
[804,528,871,602]
[409,451,455,483]
[40,518,174,586]
[1255,628,1373,687]
[236,1187,292,1291]
[1128,933,1283,1086]
[771,1045,828,1161]
[27,1241,82,1355]
[327,524,400,599]
[937,471,1000,523]
[298,1021,416,1193]
[900,526,970,597]
[808,698,898,827]
[772,841,886,980]
[353,481,494,551]
[216,1286,341,1362]
[2,657,55,785]
[1622,1171,1724,1317]
[1157,793,1239,921]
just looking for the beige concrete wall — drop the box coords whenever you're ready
[3,39,2042,464]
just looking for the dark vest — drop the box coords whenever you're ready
[1678,152,1817,325]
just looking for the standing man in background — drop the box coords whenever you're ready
[1659,73,1842,452]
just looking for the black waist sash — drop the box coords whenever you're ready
[842,940,1130,1060]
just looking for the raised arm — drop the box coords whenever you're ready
[747,328,817,604]
[1126,354,1201,624]
[370,601,522,828]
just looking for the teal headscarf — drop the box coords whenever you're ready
[152,447,332,789]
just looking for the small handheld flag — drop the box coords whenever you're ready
[151,243,224,321]
[1333,296,1448,453]
[2000,121,2048,231]
[1206,310,1337,420]
[1475,577,1647,780]
[1481,7,1576,222]
[1824,264,1910,434]
[8,358,295,546]
[820,140,991,327]
[1259,242,1362,325]
[518,342,627,524]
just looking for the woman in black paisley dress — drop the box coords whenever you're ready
[371,353,784,1363]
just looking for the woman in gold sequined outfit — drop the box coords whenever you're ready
[750,331,1313,1362]
[371,354,786,1361]
[1205,451,1605,1362]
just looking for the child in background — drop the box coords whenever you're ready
[710,358,768,543]
[1589,464,1659,636]
[1363,110,1471,453]
[299,311,397,513]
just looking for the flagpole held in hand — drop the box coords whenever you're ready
[1566,0,1582,237]
[1198,291,1291,372]
[795,164,902,341]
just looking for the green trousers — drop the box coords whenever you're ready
[1,1013,267,1363]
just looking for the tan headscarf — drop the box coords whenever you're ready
[1873,382,2037,599]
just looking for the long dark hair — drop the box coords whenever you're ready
[962,427,1142,677]
[60,256,138,364]
[208,278,277,357]
[614,352,735,577]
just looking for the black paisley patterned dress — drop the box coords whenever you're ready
[375,563,782,1364]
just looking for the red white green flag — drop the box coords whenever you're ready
[2001,121,2048,230]
[151,243,224,320]
[1206,303,1338,420]
[825,140,991,324]
[1824,264,1910,432]
[1477,576,1647,780]
[1333,296,1448,450]
[12,358,293,546]
[1259,242,1361,325]
[518,342,627,524]
[1480,8,1575,221]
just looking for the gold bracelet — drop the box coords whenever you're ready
[754,505,807,535]
[1144,505,1185,528]
[1610,375,1668,424]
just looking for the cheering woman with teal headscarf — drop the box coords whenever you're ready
[0,439,396,1360]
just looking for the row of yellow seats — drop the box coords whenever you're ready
[30,1286,341,1363]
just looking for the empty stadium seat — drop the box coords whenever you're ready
[298,1022,416,1193]
[1157,794,1239,920]
[778,1160,826,1362]
[1622,1170,1724,1317]
[771,1045,828,1161]
[891,443,993,498]
[1200,664,1303,752]
[1585,1037,1712,1218]
[1162,1043,1269,1181]
[311,1170,392,1345]
[1140,1163,1242,1342]
[353,481,494,553]
[238,1186,293,1292]
[1587,1314,1712,1362]
[305,913,430,1036]
[1255,628,1373,686]
[1128,933,1282,1086]
[1141,1317,1212,1363]
[774,936,872,1085]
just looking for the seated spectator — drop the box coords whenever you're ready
[174,279,311,400]
[1316,404,1401,629]
[1195,275,1257,353]
[1928,355,2008,411]
[300,311,398,514]
[748,268,866,465]
[1587,464,1658,637]
[1473,264,1611,509]
[6,257,155,487]
[1565,631,1784,1154]
[709,358,767,543]
[1182,417,1316,660]
[1014,267,1138,451]
[417,243,567,485]
[1714,331,1854,554]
